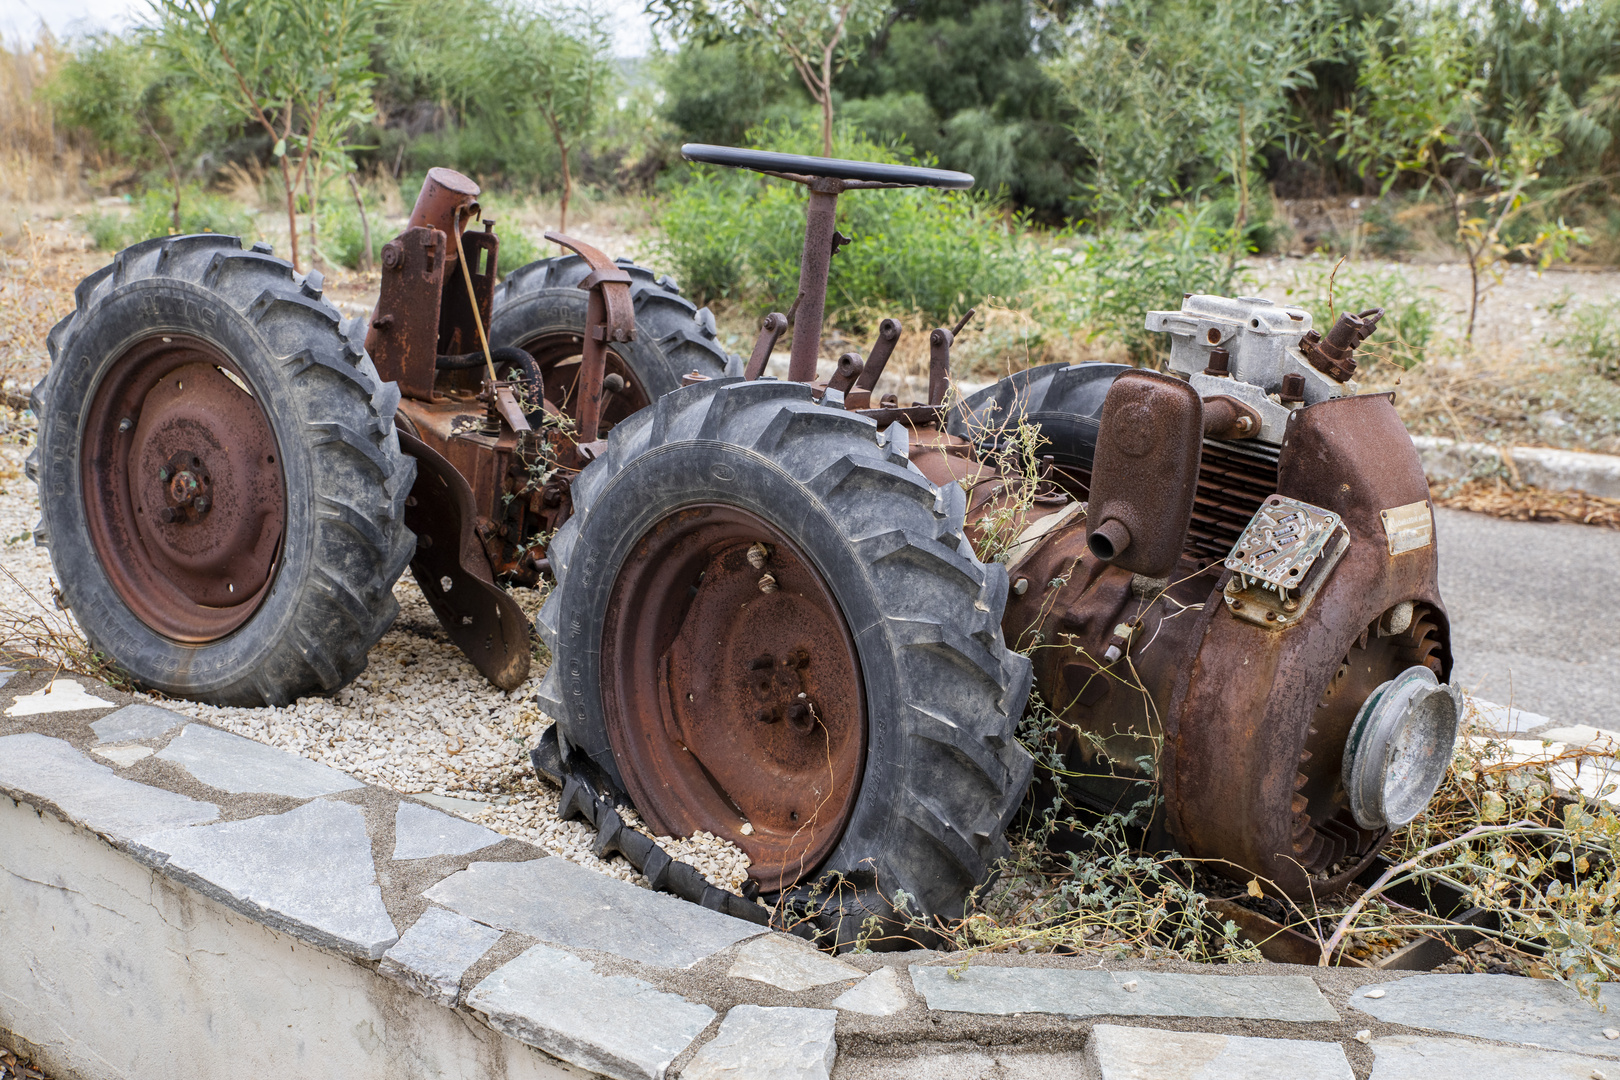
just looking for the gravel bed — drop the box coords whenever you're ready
[0,440,751,894]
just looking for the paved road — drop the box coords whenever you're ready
[1437,508,1620,731]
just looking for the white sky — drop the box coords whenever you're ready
[0,0,655,56]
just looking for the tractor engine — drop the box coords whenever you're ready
[938,294,1458,897]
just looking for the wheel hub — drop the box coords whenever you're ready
[83,336,287,642]
[601,504,866,892]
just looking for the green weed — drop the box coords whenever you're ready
[82,186,254,251]
[1551,297,1620,381]
[655,121,1031,325]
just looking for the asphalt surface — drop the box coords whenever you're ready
[1436,508,1620,731]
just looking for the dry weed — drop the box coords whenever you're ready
[1433,478,1620,529]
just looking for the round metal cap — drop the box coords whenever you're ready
[1342,665,1461,830]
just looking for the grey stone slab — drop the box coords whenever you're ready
[424,857,764,969]
[90,703,188,743]
[140,798,397,959]
[1370,1035,1616,1080]
[683,1005,837,1080]
[155,723,362,797]
[0,732,218,848]
[392,800,503,860]
[467,943,716,1080]
[1083,1024,1353,1080]
[414,792,491,817]
[377,906,503,1006]
[1351,975,1620,1059]
[728,934,864,992]
[90,745,154,768]
[910,966,1338,1022]
[3,678,114,715]
[831,966,910,1017]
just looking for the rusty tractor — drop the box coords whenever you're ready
[31,147,1461,946]
[29,167,727,704]
[530,144,1462,944]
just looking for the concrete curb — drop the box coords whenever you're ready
[4,670,1618,1080]
[1413,435,1620,499]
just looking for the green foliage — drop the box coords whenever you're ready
[655,122,1030,323]
[495,227,543,278]
[47,32,222,227]
[650,0,890,155]
[1267,260,1440,369]
[83,186,254,250]
[835,0,1081,219]
[1048,0,1335,229]
[155,0,381,271]
[657,39,802,148]
[382,0,616,226]
[1551,297,1620,380]
[1039,204,1238,364]
[1335,2,1590,337]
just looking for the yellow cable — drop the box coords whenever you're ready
[453,216,498,385]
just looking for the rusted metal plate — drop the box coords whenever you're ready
[599,504,866,893]
[81,335,285,642]
[1381,499,1434,556]
[367,227,447,402]
[398,431,531,690]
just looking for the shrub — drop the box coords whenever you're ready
[1039,203,1239,364]
[82,186,254,251]
[1551,297,1620,380]
[1266,260,1439,370]
[654,122,1032,325]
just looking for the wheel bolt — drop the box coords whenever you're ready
[159,507,179,524]
[786,701,813,728]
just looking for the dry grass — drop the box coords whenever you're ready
[1365,340,1620,458]
[1433,478,1620,529]
[0,36,88,211]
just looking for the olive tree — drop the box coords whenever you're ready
[156,0,379,270]
[1335,4,1585,338]
[1049,0,1332,234]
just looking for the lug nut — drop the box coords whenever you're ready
[159,507,179,524]
[194,496,211,514]
[158,467,171,481]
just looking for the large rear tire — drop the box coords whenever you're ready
[535,378,1034,947]
[489,255,733,437]
[29,235,415,705]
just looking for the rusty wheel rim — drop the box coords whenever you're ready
[1290,604,1444,876]
[81,334,287,643]
[601,504,867,892]
[516,331,649,439]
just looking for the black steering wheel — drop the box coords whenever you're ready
[681,143,974,190]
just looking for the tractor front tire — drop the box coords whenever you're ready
[29,235,415,705]
[535,378,1034,947]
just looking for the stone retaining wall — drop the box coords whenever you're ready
[4,668,1617,1080]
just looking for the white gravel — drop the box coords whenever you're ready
[0,438,752,894]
